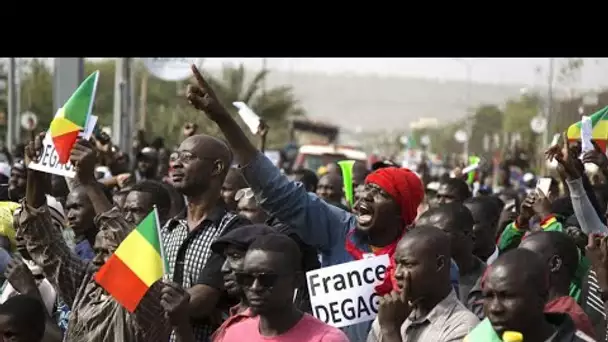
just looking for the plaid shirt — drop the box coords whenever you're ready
[17,203,170,342]
[162,205,241,342]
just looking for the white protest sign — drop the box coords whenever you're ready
[233,101,261,134]
[581,115,594,153]
[306,254,389,328]
[28,115,98,178]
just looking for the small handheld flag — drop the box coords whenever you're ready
[94,207,166,312]
[567,105,608,152]
[50,71,99,164]
[463,318,503,342]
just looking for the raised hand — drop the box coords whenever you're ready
[70,139,98,185]
[545,133,580,180]
[182,123,198,138]
[582,140,608,168]
[186,65,228,121]
[5,257,39,298]
[24,132,45,166]
[532,189,552,219]
[160,281,191,326]
[378,270,412,335]
[517,192,536,228]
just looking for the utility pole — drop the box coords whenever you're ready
[452,58,474,159]
[545,58,555,147]
[262,58,268,95]
[139,67,148,130]
[113,58,134,158]
[6,58,17,149]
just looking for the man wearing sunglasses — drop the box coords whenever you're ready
[217,234,348,342]
[187,65,460,341]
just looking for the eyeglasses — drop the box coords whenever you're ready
[360,183,391,199]
[235,188,254,202]
[169,151,199,164]
[234,271,281,288]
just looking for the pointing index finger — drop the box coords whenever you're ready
[191,64,208,89]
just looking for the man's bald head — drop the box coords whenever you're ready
[181,134,232,171]
[484,249,549,336]
[171,134,233,196]
[519,231,579,282]
[488,249,549,295]
[398,225,451,259]
[394,225,452,299]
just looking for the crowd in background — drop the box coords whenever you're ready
[0,65,605,342]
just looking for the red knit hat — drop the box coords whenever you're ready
[364,167,424,226]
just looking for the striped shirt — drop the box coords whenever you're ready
[582,269,606,341]
[367,289,479,342]
[162,206,242,342]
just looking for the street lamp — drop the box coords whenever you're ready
[452,58,474,159]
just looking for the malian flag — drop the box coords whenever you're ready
[49,71,99,164]
[94,207,167,312]
[567,106,608,152]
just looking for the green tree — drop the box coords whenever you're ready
[205,63,305,148]
[469,104,503,154]
[84,59,116,127]
[19,59,54,131]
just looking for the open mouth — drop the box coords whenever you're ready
[248,297,266,306]
[355,202,374,227]
[170,172,185,182]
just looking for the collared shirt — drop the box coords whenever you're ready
[367,289,479,342]
[459,257,486,302]
[162,205,244,342]
[16,204,170,342]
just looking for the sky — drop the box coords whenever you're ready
[197,58,608,90]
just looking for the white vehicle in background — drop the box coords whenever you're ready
[292,144,367,172]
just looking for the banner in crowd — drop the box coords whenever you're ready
[306,254,389,328]
[28,116,98,178]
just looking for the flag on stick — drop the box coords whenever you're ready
[49,71,99,164]
[94,207,166,312]
[567,106,608,152]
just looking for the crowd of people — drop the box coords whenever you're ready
[0,64,605,342]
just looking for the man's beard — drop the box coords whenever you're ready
[353,227,372,244]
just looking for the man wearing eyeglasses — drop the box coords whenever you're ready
[217,233,348,342]
[163,134,251,342]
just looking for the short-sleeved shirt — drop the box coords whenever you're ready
[162,205,249,342]
[217,313,349,342]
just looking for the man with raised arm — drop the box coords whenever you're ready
[186,65,460,341]
[16,135,170,341]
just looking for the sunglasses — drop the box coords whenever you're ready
[235,188,254,202]
[234,271,281,288]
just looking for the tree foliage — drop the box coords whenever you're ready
[3,58,303,149]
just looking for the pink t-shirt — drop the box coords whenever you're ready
[217,313,349,342]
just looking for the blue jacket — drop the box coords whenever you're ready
[241,152,460,341]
